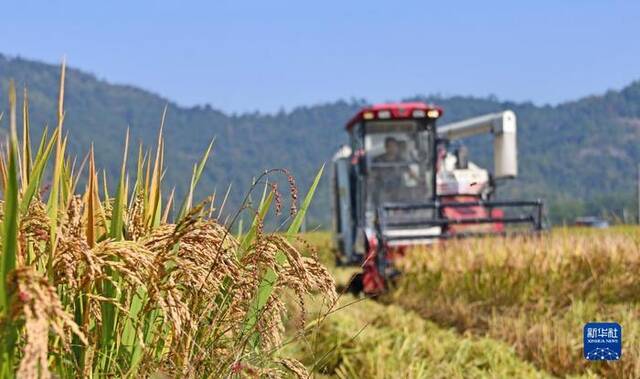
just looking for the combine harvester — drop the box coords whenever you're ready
[331,103,544,294]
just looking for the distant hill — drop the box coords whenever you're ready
[1,54,639,227]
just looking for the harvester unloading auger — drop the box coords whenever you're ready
[331,103,544,295]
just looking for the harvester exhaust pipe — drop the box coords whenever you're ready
[437,110,517,179]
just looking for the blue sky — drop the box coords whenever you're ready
[2,1,640,113]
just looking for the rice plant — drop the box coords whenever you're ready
[0,64,336,378]
[393,229,640,378]
[286,230,639,378]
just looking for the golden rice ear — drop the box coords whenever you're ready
[12,267,87,379]
[1,70,336,376]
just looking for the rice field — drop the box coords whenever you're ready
[0,65,337,378]
[290,228,640,378]
[3,65,639,379]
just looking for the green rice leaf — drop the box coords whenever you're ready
[110,130,129,240]
[177,139,213,220]
[0,81,20,376]
[19,128,58,215]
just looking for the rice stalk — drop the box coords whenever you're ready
[0,65,335,378]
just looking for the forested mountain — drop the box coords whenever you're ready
[1,54,639,227]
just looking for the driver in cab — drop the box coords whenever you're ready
[374,137,404,164]
[372,137,420,202]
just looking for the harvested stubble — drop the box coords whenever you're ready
[0,66,336,378]
[288,295,553,379]
[393,228,640,378]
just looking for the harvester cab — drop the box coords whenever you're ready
[331,103,543,294]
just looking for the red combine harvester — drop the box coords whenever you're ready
[331,103,543,295]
